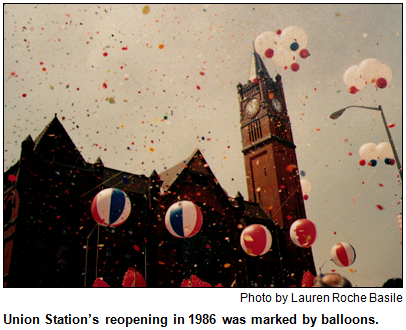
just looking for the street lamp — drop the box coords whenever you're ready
[330,105,402,182]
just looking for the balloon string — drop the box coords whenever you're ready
[332,168,377,223]
[78,171,128,199]
[271,183,302,220]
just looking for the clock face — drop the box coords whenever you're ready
[245,98,259,116]
[272,98,283,113]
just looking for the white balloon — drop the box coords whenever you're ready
[359,58,383,84]
[255,31,279,58]
[343,65,366,90]
[359,142,379,160]
[377,142,393,159]
[279,26,308,51]
[271,44,296,68]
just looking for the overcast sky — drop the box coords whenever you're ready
[3,4,403,287]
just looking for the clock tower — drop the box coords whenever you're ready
[238,48,315,279]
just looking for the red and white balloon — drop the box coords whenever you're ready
[91,188,131,227]
[165,201,203,238]
[240,224,272,256]
[290,219,317,248]
[330,242,356,267]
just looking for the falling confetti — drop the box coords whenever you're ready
[142,5,150,14]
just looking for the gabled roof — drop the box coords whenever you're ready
[32,114,88,169]
[102,167,149,195]
[159,148,217,192]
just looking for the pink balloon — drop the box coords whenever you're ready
[290,219,317,248]
[240,224,272,256]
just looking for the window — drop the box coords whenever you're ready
[248,119,263,143]
[264,167,267,177]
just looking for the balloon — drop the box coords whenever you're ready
[122,267,146,287]
[299,49,309,59]
[359,58,392,85]
[301,270,316,287]
[343,65,366,91]
[376,77,387,89]
[240,224,272,256]
[290,219,317,248]
[290,42,299,51]
[301,179,311,195]
[330,242,356,267]
[359,159,366,166]
[265,48,274,58]
[280,26,308,51]
[359,143,379,160]
[384,158,392,165]
[91,188,131,227]
[376,142,393,159]
[92,277,110,287]
[290,63,300,72]
[254,31,279,58]
[369,159,377,167]
[165,201,203,238]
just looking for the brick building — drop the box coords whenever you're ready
[4,50,315,288]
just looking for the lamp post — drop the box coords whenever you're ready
[330,105,402,182]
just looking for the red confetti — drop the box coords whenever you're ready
[280,184,286,189]
[378,183,385,187]
[200,71,205,76]
[252,78,258,83]
[303,194,309,200]
[133,244,140,252]
[42,67,46,72]
[158,261,165,265]
[334,231,337,235]
[22,93,27,97]
[196,85,201,90]
[376,205,384,210]
[276,29,282,35]
[10,71,16,77]
[388,123,396,128]
[348,152,353,156]
[121,47,128,50]
[102,83,107,89]
[103,52,108,57]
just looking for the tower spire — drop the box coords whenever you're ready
[248,45,271,82]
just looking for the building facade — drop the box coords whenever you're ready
[4,51,315,288]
